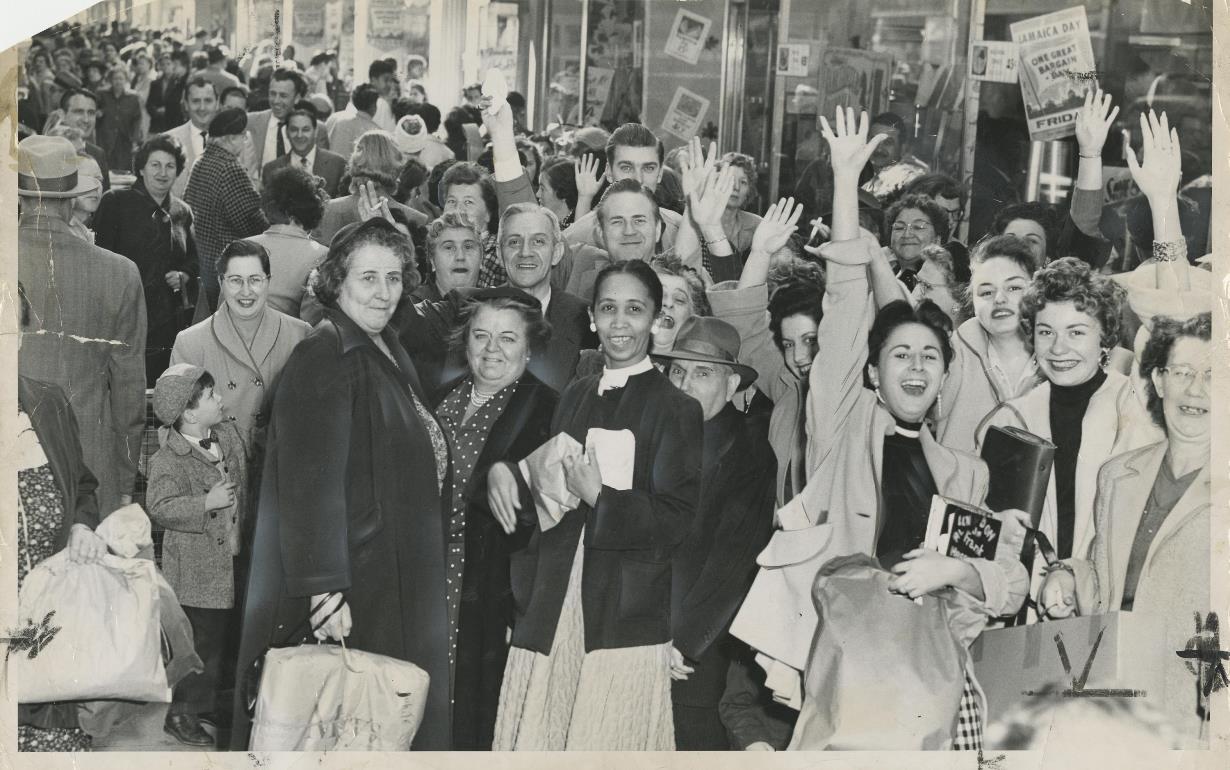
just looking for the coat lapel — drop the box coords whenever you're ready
[1101,444,1161,605]
[1145,458,1209,572]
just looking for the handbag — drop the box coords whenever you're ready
[247,599,430,751]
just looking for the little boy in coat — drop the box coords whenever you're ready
[147,363,248,747]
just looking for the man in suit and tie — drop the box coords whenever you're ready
[246,68,330,184]
[165,76,219,199]
[59,87,112,192]
[17,135,148,516]
[261,105,347,197]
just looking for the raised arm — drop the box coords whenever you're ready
[573,153,602,221]
[482,98,536,211]
[1126,110,1189,291]
[676,137,733,273]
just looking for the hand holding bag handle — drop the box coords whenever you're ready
[242,593,349,718]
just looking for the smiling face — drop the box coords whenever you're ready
[868,322,947,423]
[1032,299,1103,387]
[286,113,316,154]
[669,359,739,421]
[1004,218,1047,264]
[267,77,298,121]
[600,191,659,263]
[444,182,490,232]
[500,212,562,292]
[337,244,405,335]
[430,226,482,293]
[184,82,218,130]
[780,313,819,380]
[653,273,694,353]
[608,145,663,191]
[1151,336,1211,446]
[63,93,99,134]
[889,207,940,271]
[591,273,658,369]
[971,256,1031,338]
[140,149,178,201]
[220,255,270,322]
[467,305,531,392]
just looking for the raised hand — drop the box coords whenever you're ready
[1074,88,1119,157]
[690,163,736,231]
[574,153,603,201]
[679,136,718,201]
[357,180,394,224]
[1126,110,1182,202]
[819,107,888,180]
[751,197,804,256]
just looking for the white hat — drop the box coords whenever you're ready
[17,135,101,199]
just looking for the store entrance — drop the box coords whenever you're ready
[721,0,779,206]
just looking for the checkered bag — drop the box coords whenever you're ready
[953,674,984,750]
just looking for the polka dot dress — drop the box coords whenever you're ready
[435,379,514,675]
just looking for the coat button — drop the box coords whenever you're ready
[210,511,217,519]
[217,538,224,546]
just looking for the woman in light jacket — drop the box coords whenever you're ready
[736,111,1028,750]
[1039,314,1212,746]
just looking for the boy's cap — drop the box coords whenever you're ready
[153,363,206,424]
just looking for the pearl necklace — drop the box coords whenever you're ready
[470,387,498,409]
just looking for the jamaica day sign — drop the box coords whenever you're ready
[1010,6,1097,142]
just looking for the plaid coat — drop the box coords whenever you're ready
[183,143,269,309]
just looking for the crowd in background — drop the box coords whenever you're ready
[13,16,1216,756]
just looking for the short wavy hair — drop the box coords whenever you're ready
[649,253,710,317]
[718,151,759,209]
[884,193,951,244]
[1138,313,1211,431]
[864,299,955,389]
[970,233,1041,277]
[1018,256,1125,350]
[991,201,1060,259]
[440,162,499,235]
[498,202,562,250]
[426,212,484,257]
[768,268,825,353]
[263,165,328,230]
[447,293,553,358]
[312,218,419,306]
[134,133,188,176]
[346,131,404,193]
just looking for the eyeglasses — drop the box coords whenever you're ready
[223,275,269,290]
[915,278,948,294]
[891,221,935,235]
[1161,366,1212,387]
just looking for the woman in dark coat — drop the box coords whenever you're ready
[231,218,452,750]
[93,133,198,385]
[430,288,559,749]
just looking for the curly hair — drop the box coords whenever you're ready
[1018,256,1125,351]
[864,299,954,389]
[991,201,1060,260]
[718,152,759,210]
[263,165,328,230]
[884,193,951,244]
[970,233,1042,276]
[1138,313,1211,431]
[312,218,419,306]
[649,253,710,317]
[133,133,188,177]
[440,161,499,235]
[447,294,554,357]
[426,211,485,257]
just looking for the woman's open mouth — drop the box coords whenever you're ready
[1179,405,1208,416]
[900,378,928,396]
[1047,359,1081,372]
[990,308,1014,320]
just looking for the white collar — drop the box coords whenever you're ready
[597,356,653,395]
[291,145,317,168]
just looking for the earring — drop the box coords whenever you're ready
[589,322,597,332]
[1098,347,1110,369]
[934,391,943,420]
[874,386,887,407]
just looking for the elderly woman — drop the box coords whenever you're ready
[1039,314,1211,746]
[978,257,1159,618]
[883,192,950,286]
[232,218,452,750]
[433,289,559,749]
[910,243,969,326]
[94,134,199,384]
[15,285,107,752]
[752,111,1027,750]
[931,235,1041,453]
[315,131,408,243]
[412,212,485,302]
[440,161,503,287]
[487,260,703,749]
[248,166,330,319]
[170,239,310,460]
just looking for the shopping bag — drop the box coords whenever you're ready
[249,642,430,751]
[11,551,171,703]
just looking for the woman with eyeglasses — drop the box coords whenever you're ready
[909,243,969,326]
[93,134,200,385]
[883,193,950,288]
[170,239,310,457]
[1037,314,1211,746]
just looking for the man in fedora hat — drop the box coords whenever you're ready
[18,134,148,517]
[657,316,777,749]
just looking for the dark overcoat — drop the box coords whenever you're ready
[231,307,452,750]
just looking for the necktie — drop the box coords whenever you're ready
[276,121,286,156]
